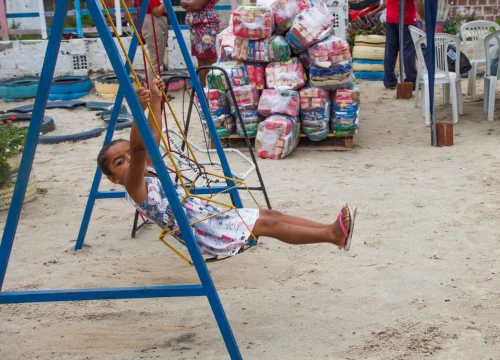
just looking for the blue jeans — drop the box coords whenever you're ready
[384,22,417,89]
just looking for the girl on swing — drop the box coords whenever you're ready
[97,78,357,258]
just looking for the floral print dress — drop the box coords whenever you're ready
[125,170,260,258]
[185,0,220,58]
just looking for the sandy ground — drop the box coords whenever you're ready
[1,80,500,360]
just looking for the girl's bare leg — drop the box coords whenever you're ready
[197,57,217,87]
[252,207,350,247]
[259,209,333,228]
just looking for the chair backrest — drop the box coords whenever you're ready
[484,30,500,77]
[409,25,426,45]
[460,20,500,61]
[415,33,461,82]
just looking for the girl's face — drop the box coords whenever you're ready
[105,141,131,185]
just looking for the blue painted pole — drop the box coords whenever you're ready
[425,0,438,146]
[85,1,243,357]
[74,0,149,251]
[74,0,83,38]
[162,0,243,209]
[0,0,70,291]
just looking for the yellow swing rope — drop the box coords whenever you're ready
[99,0,261,265]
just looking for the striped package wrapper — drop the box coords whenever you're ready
[309,60,353,90]
[285,4,334,53]
[258,89,300,117]
[255,114,300,159]
[300,87,331,141]
[194,89,230,123]
[232,6,275,39]
[265,58,306,90]
[309,35,351,69]
[331,110,359,136]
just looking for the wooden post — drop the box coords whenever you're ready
[0,0,9,41]
[431,122,453,147]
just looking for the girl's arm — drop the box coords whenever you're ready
[181,0,210,13]
[125,78,165,203]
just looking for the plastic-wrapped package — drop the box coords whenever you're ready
[285,4,334,53]
[232,36,291,63]
[300,87,331,141]
[271,0,317,34]
[331,110,359,135]
[269,36,292,61]
[206,61,249,91]
[216,27,236,62]
[265,58,306,90]
[232,6,275,40]
[258,89,300,117]
[331,87,360,135]
[236,110,262,137]
[309,60,353,89]
[212,114,236,137]
[228,85,260,114]
[245,63,266,90]
[335,87,360,104]
[255,115,300,159]
[309,35,351,69]
[194,89,230,122]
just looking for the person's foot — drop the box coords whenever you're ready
[330,205,350,247]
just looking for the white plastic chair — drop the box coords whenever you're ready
[409,25,426,108]
[415,34,464,125]
[483,30,500,121]
[461,20,500,100]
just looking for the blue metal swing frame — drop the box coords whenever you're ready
[0,1,244,358]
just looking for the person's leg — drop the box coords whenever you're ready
[403,25,417,86]
[142,15,159,88]
[384,22,399,89]
[155,16,168,74]
[252,206,350,247]
[259,209,331,228]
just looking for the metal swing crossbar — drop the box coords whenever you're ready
[101,0,266,264]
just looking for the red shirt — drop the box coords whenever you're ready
[386,0,417,25]
[137,0,167,16]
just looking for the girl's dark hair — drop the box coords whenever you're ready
[97,139,129,176]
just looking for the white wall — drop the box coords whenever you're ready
[0,32,195,79]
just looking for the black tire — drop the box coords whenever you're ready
[0,113,55,135]
[101,112,134,122]
[8,100,86,113]
[114,120,133,130]
[85,101,114,110]
[38,127,106,145]
[50,76,93,94]
[0,77,40,100]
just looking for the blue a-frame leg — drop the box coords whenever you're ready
[0,1,243,358]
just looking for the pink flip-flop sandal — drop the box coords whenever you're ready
[337,204,357,251]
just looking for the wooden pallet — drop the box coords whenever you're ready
[210,133,353,151]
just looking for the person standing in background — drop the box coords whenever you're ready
[180,0,220,87]
[137,0,169,88]
[369,0,425,90]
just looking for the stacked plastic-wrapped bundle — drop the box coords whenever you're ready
[255,114,300,159]
[216,27,236,62]
[270,0,317,34]
[233,6,275,39]
[206,61,249,91]
[300,87,331,141]
[245,63,266,90]
[228,85,262,137]
[232,35,291,63]
[265,58,306,90]
[195,89,235,137]
[258,89,300,117]
[285,4,334,54]
[331,88,360,135]
[308,35,353,89]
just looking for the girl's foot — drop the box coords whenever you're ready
[330,205,350,247]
